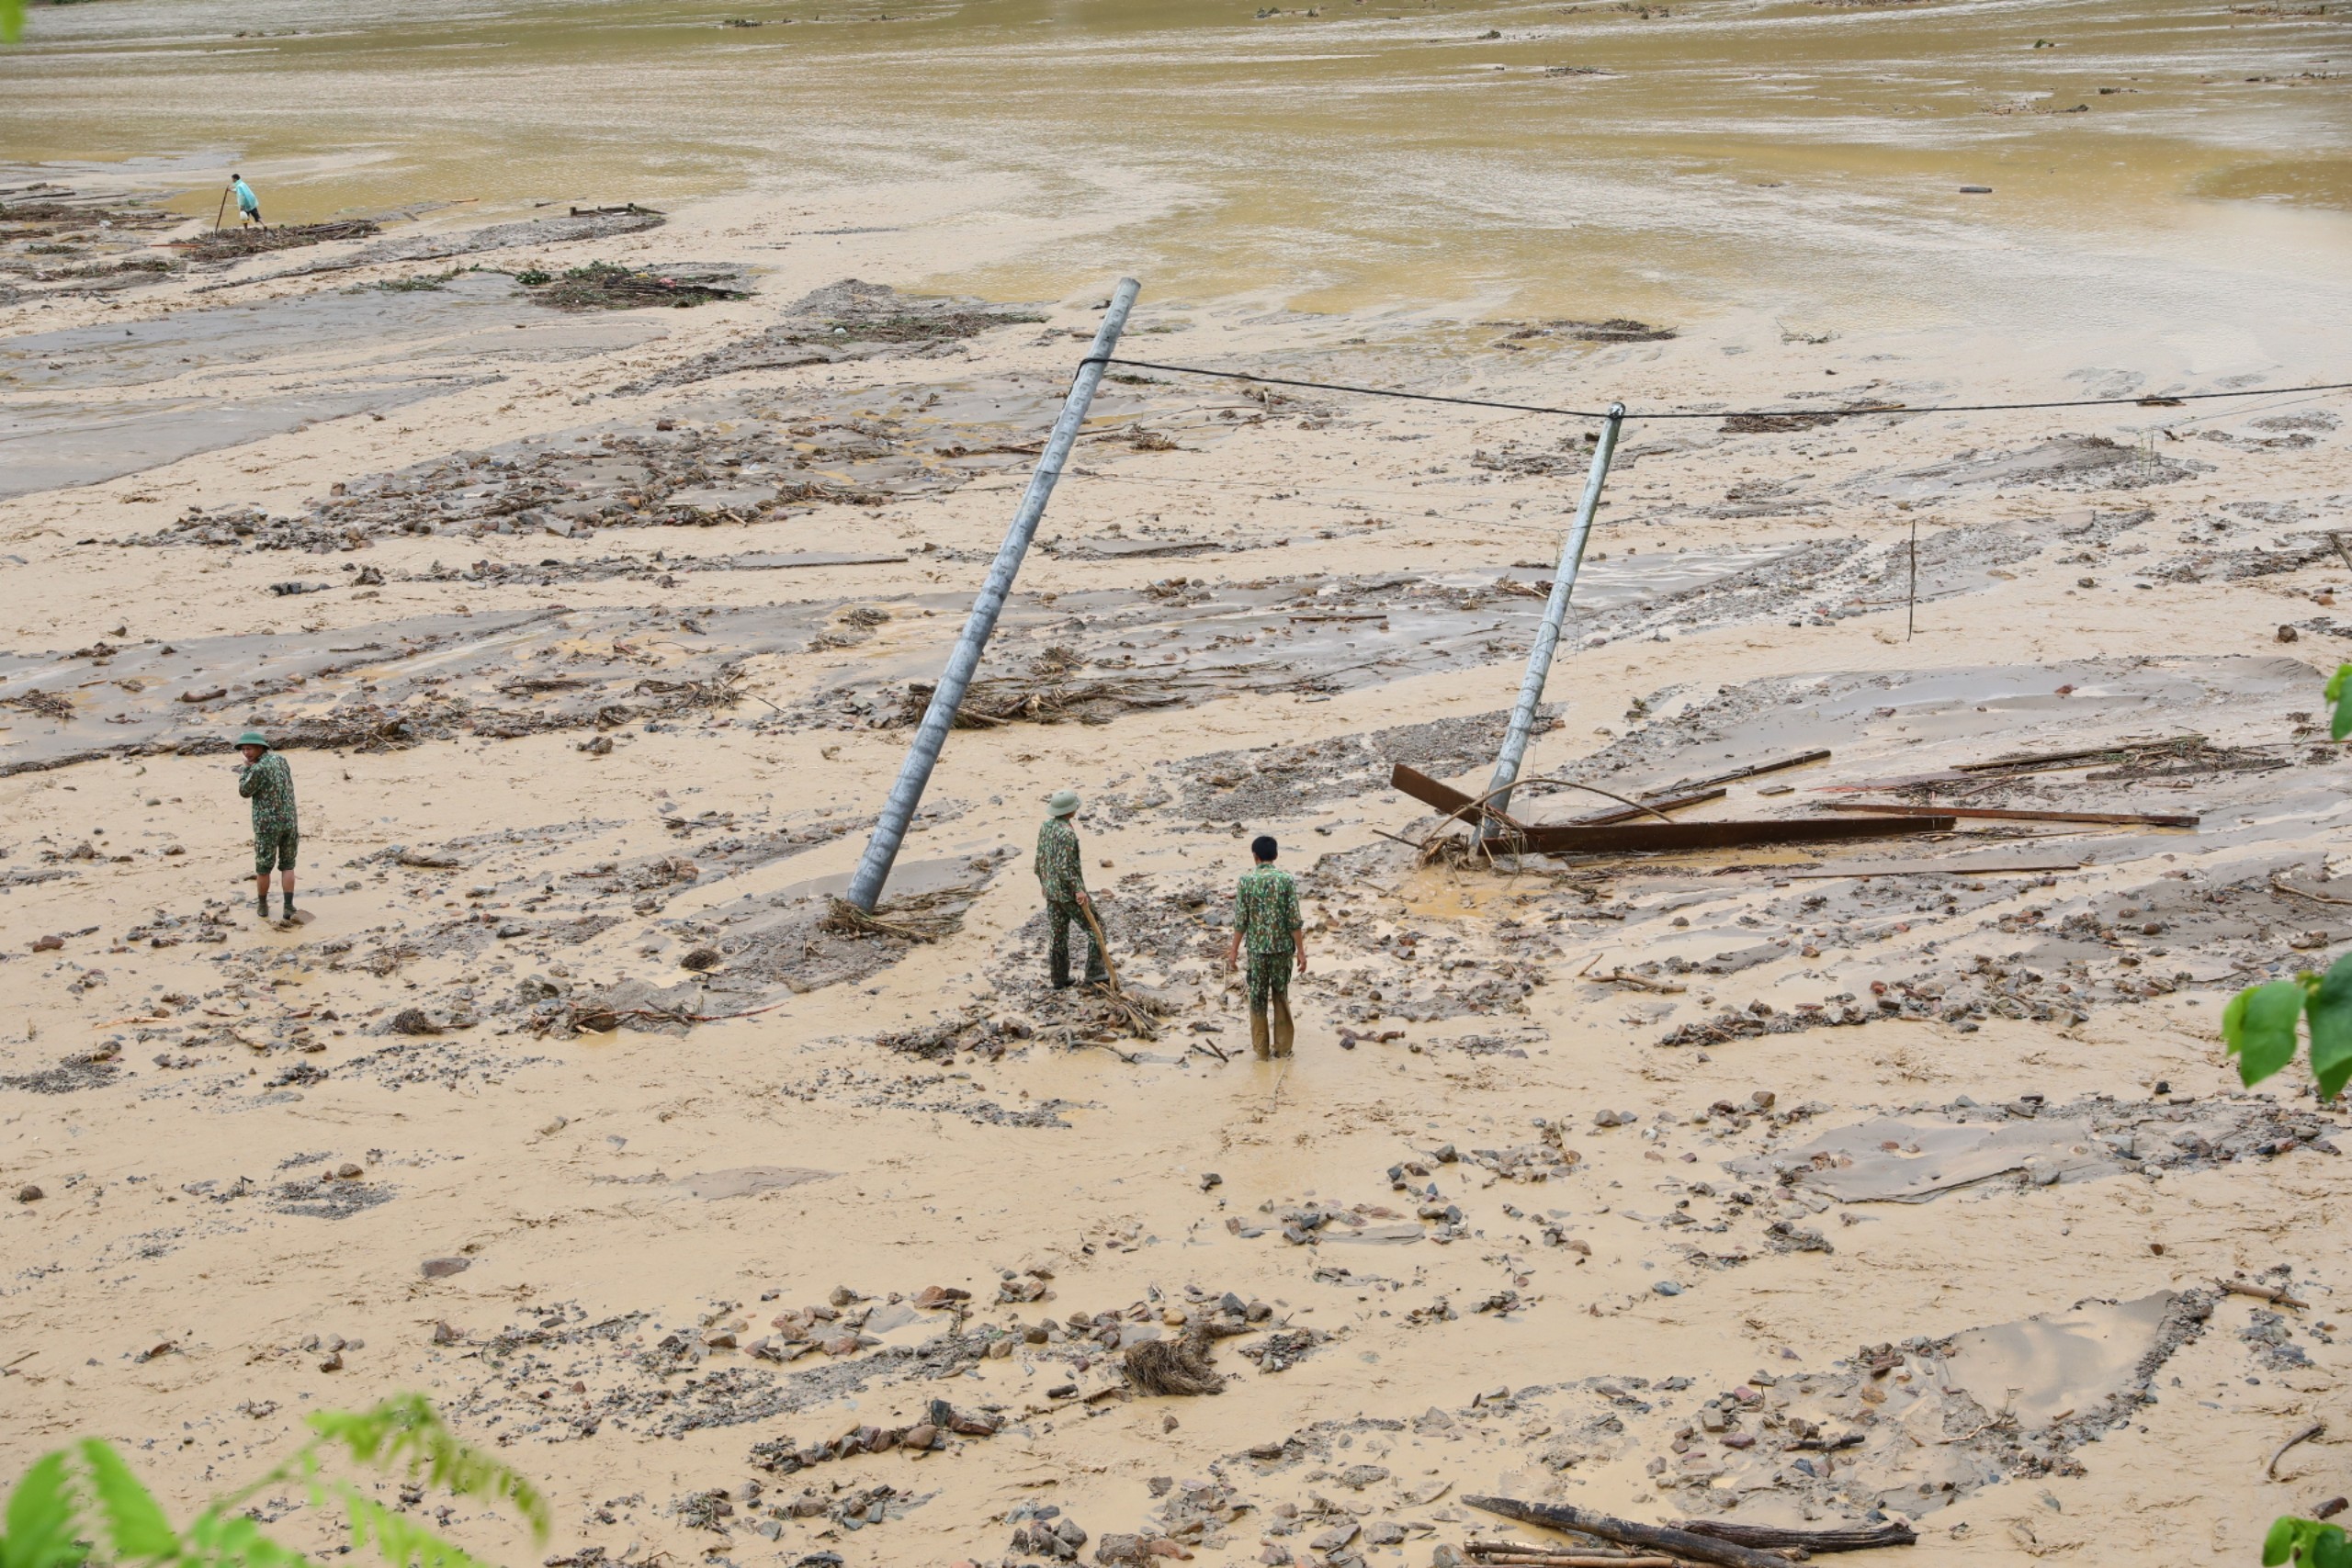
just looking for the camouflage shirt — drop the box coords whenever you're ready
[1035,815,1085,904]
[1232,863,1301,954]
[238,750,297,836]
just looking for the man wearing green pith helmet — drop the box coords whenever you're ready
[233,730,300,921]
[1035,787,1108,988]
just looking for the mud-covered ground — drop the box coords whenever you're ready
[3,183,2350,1568]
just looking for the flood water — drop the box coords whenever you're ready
[4,0,2348,345]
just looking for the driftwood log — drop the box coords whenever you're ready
[1463,1497,1793,1568]
[1675,1517,1918,1552]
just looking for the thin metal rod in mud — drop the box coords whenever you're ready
[1479,401,1624,837]
[1906,519,1918,640]
[842,277,1142,912]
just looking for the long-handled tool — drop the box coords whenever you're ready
[1076,898,1156,1041]
[212,187,230,231]
[1076,897,1124,994]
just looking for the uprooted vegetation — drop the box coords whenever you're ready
[516,260,749,310]
[171,220,383,259]
[624,277,1048,390]
[117,391,1057,550]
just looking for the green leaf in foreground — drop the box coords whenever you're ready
[0,0,21,46]
[2310,954,2352,1101]
[310,1397,548,1542]
[2330,664,2352,741]
[77,1441,177,1561]
[0,1451,83,1568]
[2223,979,2307,1087]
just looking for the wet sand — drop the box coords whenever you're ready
[6,6,2352,1562]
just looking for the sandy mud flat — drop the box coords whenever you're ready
[6,3,2352,1561]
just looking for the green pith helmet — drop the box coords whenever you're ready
[1047,788,1080,818]
[235,730,270,750]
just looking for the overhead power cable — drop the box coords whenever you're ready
[1082,355,2352,424]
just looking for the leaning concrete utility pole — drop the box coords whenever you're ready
[1479,400,1625,836]
[842,277,1142,913]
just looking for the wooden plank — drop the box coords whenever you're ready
[1391,761,1514,827]
[1464,1497,1795,1568]
[1777,860,2083,879]
[1659,748,1831,794]
[1572,787,1724,825]
[1672,1517,1917,1553]
[1826,802,2199,829]
[1953,736,2201,774]
[1515,815,1953,855]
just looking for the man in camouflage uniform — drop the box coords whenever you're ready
[234,728,300,921]
[1224,834,1305,1058]
[1035,788,1107,988]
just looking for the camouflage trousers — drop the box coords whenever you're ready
[1046,899,1109,987]
[1245,948,1295,1011]
[1246,948,1295,1058]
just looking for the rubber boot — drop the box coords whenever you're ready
[1272,992,1295,1058]
[255,892,271,919]
[1250,1009,1272,1059]
[280,895,298,920]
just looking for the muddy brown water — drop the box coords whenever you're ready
[2,0,2346,353]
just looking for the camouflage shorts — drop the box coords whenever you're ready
[254,827,299,875]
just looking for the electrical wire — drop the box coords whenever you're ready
[1087,355,2352,425]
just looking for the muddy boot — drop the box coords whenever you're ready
[255,892,271,919]
[1272,992,1295,1058]
[1250,1009,1272,1059]
[280,895,298,920]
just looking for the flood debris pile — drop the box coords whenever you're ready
[126,417,933,549]
[217,209,668,287]
[874,1006,1036,1061]
[0,191,185,299]
[1486,317,1678,347]
[516,260,749,310]
[625,277,1048,390]
[172,220,383,260]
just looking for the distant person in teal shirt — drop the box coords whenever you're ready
[229,174,262,228]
